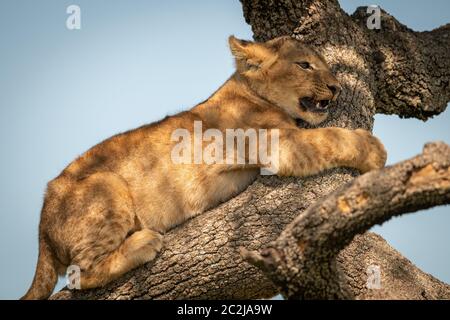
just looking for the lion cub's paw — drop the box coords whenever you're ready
[122,229,164,265]
[354,129,387,173]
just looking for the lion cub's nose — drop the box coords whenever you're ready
[327,84,342,99]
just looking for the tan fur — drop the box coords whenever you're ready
[22,36,386,299]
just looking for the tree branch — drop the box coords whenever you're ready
[242,142,450,299]
[51,168,358,300]
[240,0,341,41]
[351,8,450,119]
[241,1,450,120]
[337,232,450,300]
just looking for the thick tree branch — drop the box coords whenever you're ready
[351,8,450,119]
[241,0,450,120]
[242,142,450,299]
[52,169,358,300]
[337,232,450,300]
[240,0,341,41]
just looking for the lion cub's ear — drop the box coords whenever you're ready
[228,36,277,75]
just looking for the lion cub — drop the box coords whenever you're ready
[23,36,386,299]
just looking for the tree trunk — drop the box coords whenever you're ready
[51,0,450,300]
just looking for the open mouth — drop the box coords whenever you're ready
[300,97,330,113]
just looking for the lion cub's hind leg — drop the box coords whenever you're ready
[60,172,163,290]
[79,229,163,289]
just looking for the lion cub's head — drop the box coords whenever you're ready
[229,35,341,125]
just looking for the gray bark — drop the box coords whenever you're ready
[51,0,450,300]
[242,142,450,299]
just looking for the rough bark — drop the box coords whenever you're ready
[242,142,450,299]
[52,169,359,300]
[52,0,450,300]
[338,233,450,300]
[241,0,450,120]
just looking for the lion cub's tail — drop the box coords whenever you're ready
[21,235,58,300]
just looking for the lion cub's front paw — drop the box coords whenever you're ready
[354,129,387,173]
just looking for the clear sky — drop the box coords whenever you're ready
[0,1,448,299]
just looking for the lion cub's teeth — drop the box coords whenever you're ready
[316,102,321,108]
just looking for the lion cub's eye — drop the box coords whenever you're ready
[296,62,311,70]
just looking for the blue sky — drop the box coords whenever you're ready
[0,1,448,299]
